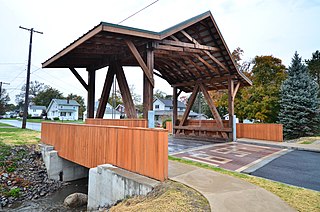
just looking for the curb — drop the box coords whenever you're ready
[237,140,320,153]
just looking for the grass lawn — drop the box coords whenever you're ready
[296,136,320,144]
[0,127,40,145]
[169,156,320,212]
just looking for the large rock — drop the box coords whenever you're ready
[64,193,88,208]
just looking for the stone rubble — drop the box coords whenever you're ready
[0,145,66,208]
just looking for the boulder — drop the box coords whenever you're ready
[63,193,88,208]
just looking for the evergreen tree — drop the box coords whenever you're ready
[278,52,320,139]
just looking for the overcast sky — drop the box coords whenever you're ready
[0,0,319,105]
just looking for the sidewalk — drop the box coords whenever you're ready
[237,138,320,153]
[169,160,295,212]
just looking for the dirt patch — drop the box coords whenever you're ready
[109,180,210,212]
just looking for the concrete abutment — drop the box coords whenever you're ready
[40,143,160,211]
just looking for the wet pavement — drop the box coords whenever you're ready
[168,137,215,154]
[172,142,284,172]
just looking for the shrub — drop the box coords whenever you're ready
[162,118,172,129]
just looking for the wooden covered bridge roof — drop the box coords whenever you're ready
[42,11,251,92]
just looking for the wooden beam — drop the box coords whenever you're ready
[196,55,222,76]
[176,85,199,134]
[115,63,137,118]
[168,58,199,78]
[170,35,179,41]
[184,57,211,77]
[158,39,219,51]
[228,77,234,141]
[87,68,96,118]
[172,75,236,88]
[203,50,229,73]
[125,40,154,87]
[96,64,115,118]
[69,68,88,91]
[199,83,228,139]
[233,82,240,100]
[179,29,229,73]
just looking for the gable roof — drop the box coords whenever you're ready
[53,99,80,106]
[155,98,186,108]
[29,105,46,110]
[42,11,252,93]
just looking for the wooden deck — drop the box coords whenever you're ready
[41,122,168,181]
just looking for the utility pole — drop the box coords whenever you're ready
[0,82,10,99]
[19,26,43,129]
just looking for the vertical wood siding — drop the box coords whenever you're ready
[236,123,283,142]
[85,118,147,128]
[165,121,172,133]
[41,122,168,181]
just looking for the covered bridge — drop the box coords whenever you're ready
[42,11,251,141]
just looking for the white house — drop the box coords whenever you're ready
[223,114,253,123]
[153,97,206,126]
[28,105,46,118]
[47,99,80,120]
[83,102,121,120]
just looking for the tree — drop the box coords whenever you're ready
[191,93,212,118]
[67,93,86,118]
[245,56,287,123]
[0,89,10,115]
[32,87,64,107]
[306,50,320,92]
[215,53,286,123]
[15,81,47,109]
[154,89,167,99]
[278,52,320,139]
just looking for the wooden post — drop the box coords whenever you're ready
[228,77,234,141]
[143,44,154,119]
[176,85,199,134]
[172,87,178,134]
[87,68,96,118]
[96,64,115,118]
[115,63,137,118]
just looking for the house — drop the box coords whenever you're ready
[83,102,121,120]
[47,99,80,120]
[223,114,253,123]
[115,104,139,117]
[28,105,46,118]
[153,97,206,126]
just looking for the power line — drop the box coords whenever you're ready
[118,0,159,24]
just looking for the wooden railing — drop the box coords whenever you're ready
[236,123,283,142]
[173,119,230,139]
[41,122,168,181]
[85,118,147,128]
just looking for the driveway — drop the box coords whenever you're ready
[0,119,41,131]
[251,150,320,191]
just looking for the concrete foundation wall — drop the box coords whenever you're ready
[88,164,159,211]
[39,143,88,181]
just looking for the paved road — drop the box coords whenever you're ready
[251,150,320,191]
[0,119,41,131]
